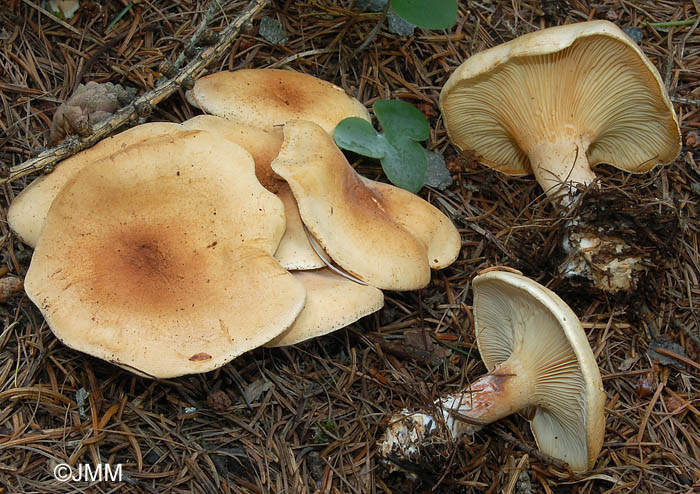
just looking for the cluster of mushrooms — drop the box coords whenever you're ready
[8,68,463,380]
[379,19,682,473]
[380,20,680,472]
[7,19,682,474]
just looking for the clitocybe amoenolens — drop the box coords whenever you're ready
[439,20,681,292]
[379,270,605,472]
[186,68,371,134]
[440,20,680,201]
[25,131,306,378]
[271,120,461,291]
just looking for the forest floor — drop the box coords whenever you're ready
[0,1,699,493]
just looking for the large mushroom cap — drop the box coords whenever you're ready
[266,268,384,347]
[440,20,680,178]
[271,120,431,291]
[182,115,285,192]
[473,270,606,471]
[8,122,185,247]
[25,130,305,378]
[186,69,371,134]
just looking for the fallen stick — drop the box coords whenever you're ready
[2,0,269,185]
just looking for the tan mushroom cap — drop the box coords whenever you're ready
[25,130,305,379]
[266,268,384,347]
[473,270,606,471]
[271,120,431,291]
[186,69,371,134]
[440,20,680,196]
[181,116,323,269]
[362,178,461,269]
[274,184,325,270]
[8,122,185,247]
[182,115,285,192]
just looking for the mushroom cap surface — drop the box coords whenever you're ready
[182,115,285,192]
[473,270,605,471]
[362,178,461,269]
[439,20,680,177]
[8,122,185,248]
[271,120,431,291]
[25,130,305,378]
[186,69,371,133]
[181,116,323,269]
[266,268,384,347]
[274,184,325,270]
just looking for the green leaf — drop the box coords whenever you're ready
[390,0,457,30]
[381,139,427,193]
[333,118,388,159]
[374,99,429,143]
[334,99,431,193]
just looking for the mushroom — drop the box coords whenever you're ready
[181,115,324,269]
[439,20,680,291]
[24,130,306,378]
[274,185,325,270]
[271,120,461,290]
[361,178,461,270]
[379,269,605,472]
[182,114,285,193]
[440,20,680,201]
[265,268,384,347]
[8,122,184,248]
[185,68,371,134]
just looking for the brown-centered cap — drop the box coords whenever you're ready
[440,20,680,197]
[473,270,606,471]
[271,120,431,291]
[266,268,384,347]
[8,122,185,248]
[182,114,285,193]
[186,69,371,134]
[24,130,305,378]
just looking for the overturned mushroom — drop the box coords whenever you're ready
[24,130,305,378]
[266,268,384,347]
[271,120,460,290]
[9,122,184,248]
[186,68,371,134]
[439,20,681,292]
[379,270,605,472]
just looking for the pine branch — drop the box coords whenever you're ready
[2,0,269,185]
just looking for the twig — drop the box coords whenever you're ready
[2,0,269,185]
[172,2,222,71]
[642,18,699,28]
[671,96,700,106]
[353,1,390,57]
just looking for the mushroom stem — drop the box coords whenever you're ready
[528,136,644,292]
[378,358,533,462]
[528,135,596,205]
